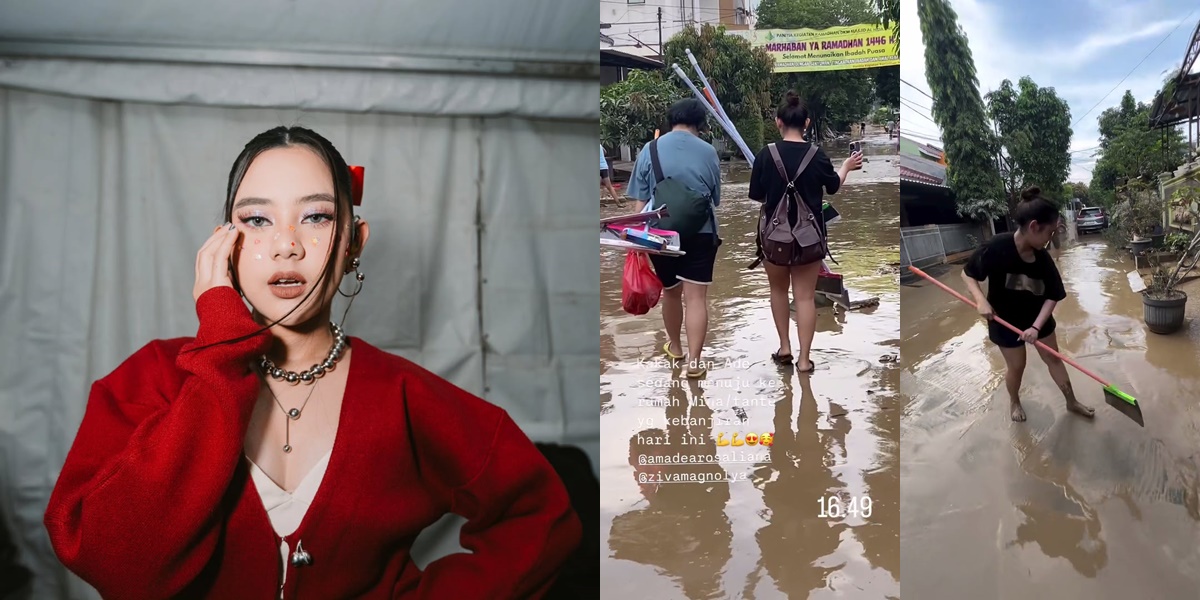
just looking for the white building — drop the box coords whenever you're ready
[600,0,752,61]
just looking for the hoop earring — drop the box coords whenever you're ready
[338,257,364,298]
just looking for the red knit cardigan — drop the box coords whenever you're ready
[44,287,581,599]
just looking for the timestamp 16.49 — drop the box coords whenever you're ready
[818,495,872,519]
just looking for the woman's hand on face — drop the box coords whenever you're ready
[194,224,241,303]
[843,152,863,172]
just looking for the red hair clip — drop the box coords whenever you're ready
[348,165,365,206]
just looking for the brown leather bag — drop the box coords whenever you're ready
[757,143,828,267]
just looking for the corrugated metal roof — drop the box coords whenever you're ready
[899,154,946,183]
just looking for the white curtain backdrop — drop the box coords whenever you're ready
[0,2,599,598]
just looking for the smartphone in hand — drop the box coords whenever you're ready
[849,141,866,169]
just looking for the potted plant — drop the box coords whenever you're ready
[1141,187,1200,334]
[1126,185,1163,256]
[1142,254,1188,334]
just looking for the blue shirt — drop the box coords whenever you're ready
[625,130,721,234]
[600,145,608,171]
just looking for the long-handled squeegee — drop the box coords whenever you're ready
[908,265,1143,426]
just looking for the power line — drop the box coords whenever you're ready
[602,0,743,9]
[901,78,935,102]
[611,11,742,38]
[898,121,944,139]
[601,1,743,16]
[903,80,1105,158]
[901,130,945,144]
[1071,10,1196,128]
[900,98,939,126]
[900,94,931,113]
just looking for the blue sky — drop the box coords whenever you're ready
[899,0,1199,184]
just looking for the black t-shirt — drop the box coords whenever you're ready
[748,141,841,236]
[963,232,1067,329]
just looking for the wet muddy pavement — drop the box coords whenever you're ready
[900,238,1200,599]
[600,137,901,599]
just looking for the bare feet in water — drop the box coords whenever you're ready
[1011,402,1026,422]
[1067,400,1095,418]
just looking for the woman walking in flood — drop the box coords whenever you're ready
[748,91,861,372]
[961,186,1095,421]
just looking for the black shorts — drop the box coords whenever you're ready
[649,234,720,288]
[600,169,610,180]
[989,317,1056,348]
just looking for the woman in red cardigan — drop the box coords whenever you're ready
[43,126,581,599]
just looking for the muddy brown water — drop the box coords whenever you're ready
[600,138,901,599]
[900,239,1200,599]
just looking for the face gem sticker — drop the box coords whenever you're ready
[288,225,295,232]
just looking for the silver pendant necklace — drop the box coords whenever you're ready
[265,382,318,453]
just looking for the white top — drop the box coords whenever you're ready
[246,451,332,598]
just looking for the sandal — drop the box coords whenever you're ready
[663,342,684,361]
[771,352,794,365]
[796,359,817,373]
[686,365,707,379]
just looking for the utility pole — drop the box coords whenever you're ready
[657,6,667,60]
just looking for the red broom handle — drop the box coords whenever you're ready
[907,266,1111,387]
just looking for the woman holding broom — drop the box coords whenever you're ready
[961,186,1095,421]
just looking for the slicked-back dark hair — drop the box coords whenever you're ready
[187,126,358,353]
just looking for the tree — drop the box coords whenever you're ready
[735,97,766,153]
[985,77,1073,210]
[873,66,900,108]
[600,70,680,151]
[917,0,1005,220]
[756,0,880,140]
[876,0,900,48]
[1090,89,1188,208]
[1070,181,1090,205]
[661,25,774,156]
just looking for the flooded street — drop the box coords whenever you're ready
[900,238,1200,599]
[600,135,901,599]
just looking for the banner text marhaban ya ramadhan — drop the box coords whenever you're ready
[727,24,899,73]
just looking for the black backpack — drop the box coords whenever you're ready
[647,138,716,238]
[757,143,828,267]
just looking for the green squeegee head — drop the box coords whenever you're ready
[1104,385,1137,406]
[1103,385,1144,427]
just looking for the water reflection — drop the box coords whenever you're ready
[900,241,1200,598]
[601,135,899,599]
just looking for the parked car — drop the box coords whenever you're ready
[1076,206,1108,234]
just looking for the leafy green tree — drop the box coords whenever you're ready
[876,0,900,48]
[662,24,774,154]
[985,77,1073,209]
[918,0,1005,220]
[1090,89,1188,207]
[756,0,879,140]
[735,97,766,152]
[1070,181,1090,205]
[874,66,900,109]
[600,70,680,151]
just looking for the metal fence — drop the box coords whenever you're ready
[900,223,987,268]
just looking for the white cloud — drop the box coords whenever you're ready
[900,0,1192,186]
[1058,20,1178,68]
